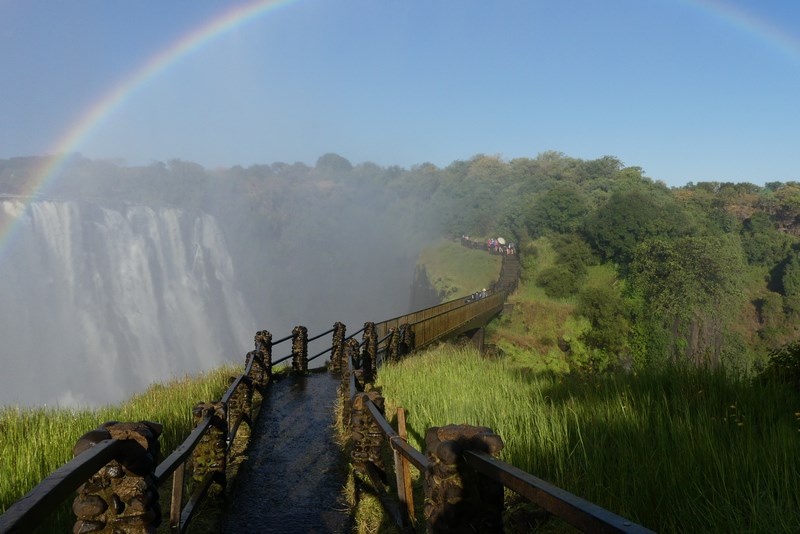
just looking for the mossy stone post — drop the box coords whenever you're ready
[387,326,399,363]
[349,336,366,392]
[253,329,273,387]
[191,402,227,497]
[424,425,505,533]
[362,321,377,383]
[331,321,346,372]
[340,337,361,428]
[72,421,163,534]
[291,325,309,373]
[350,391,386,474]
[399,323,415,356]
[227,376,253,434]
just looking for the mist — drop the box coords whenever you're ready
[0,154,436,407]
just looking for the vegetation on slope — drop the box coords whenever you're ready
[4,151,800,367]
[416,238,501,300]
[0,366,239,529]
[5,150,800,531]
[376,346,800,533]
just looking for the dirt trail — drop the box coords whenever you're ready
[222,371,352,533]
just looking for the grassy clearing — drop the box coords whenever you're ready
[417,238,501,299]
[375,345,800,533]
[486,237,590,374]
[0,364,240,528]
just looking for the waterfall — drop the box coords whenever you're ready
[0,200,256,407]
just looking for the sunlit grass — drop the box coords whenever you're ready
[0,364,240,522]
[376,345,800,533]
[417,238,501,299]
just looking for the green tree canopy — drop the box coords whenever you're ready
[630,235,745,364]
[584,189,692,266]
[526,184,588,236]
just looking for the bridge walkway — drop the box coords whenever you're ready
[222,371,352,534]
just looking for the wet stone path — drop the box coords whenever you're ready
[222,371,352,533]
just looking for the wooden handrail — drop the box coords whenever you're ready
[0,439,122,533]
[155,414,213,485]
[365,400,429,471]
[345,251,653,532]
[463,450,655,534]
[308,326,336,342]
[358,395,654,533]
[220,374,248,405]
[177,470,217,534]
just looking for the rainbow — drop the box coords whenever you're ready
[683,0,800,62]
[0,0,298,258]
[1,0,797,259]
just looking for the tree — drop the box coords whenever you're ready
[536,267,582,298]
[315,153,353,174]
[584,189,691,267]
[526,184,587,236]
[534,234,595,298]
[740,213,793,267]
[630,235,745,365]
[577,286,630,353]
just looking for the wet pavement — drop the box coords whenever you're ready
[222,371,352,533]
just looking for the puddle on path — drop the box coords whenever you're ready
[223,371,352,533]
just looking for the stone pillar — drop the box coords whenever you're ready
[347,337,366,391]
[227,376,253,433]
[72,421,163,534]
[399,323,415,356]
[191,402,227,497]
[350,391,385,474]
[291,325,308,373]
[340,337,361,427]
[361,322,377,383]
[424,425,505,533]
[331,322,347,372]
[251,330,273,387]
[387,326,399,363]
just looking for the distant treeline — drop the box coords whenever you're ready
[2,151,799,368]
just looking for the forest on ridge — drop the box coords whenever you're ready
[2,150,799,372]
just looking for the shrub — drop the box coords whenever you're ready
[758,341,800,389]
[536,267,580,298]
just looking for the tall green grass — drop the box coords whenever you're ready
[376,345,800,533]
[0,364,240,522]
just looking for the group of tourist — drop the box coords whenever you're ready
[460,235,516,256]
[464,288,488,303]
[486,237,515,255]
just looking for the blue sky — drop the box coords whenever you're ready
[1,0,798,187]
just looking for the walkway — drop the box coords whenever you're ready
[222,371,352,533]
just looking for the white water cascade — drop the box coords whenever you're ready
[0,200,256,407]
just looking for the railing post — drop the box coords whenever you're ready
[424,425,505,533]
[399,323,415,356]
[362,322,377,383]
[253,329,273,387]
[350,391,386,474]
[291,325,308,373]
[72,421,163,534]
[395,407,415,527]
[191,402,227,497]
[227,376,253,438]
[387,326,400,363]
[331,321,346,372]
[340,337,360,428]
